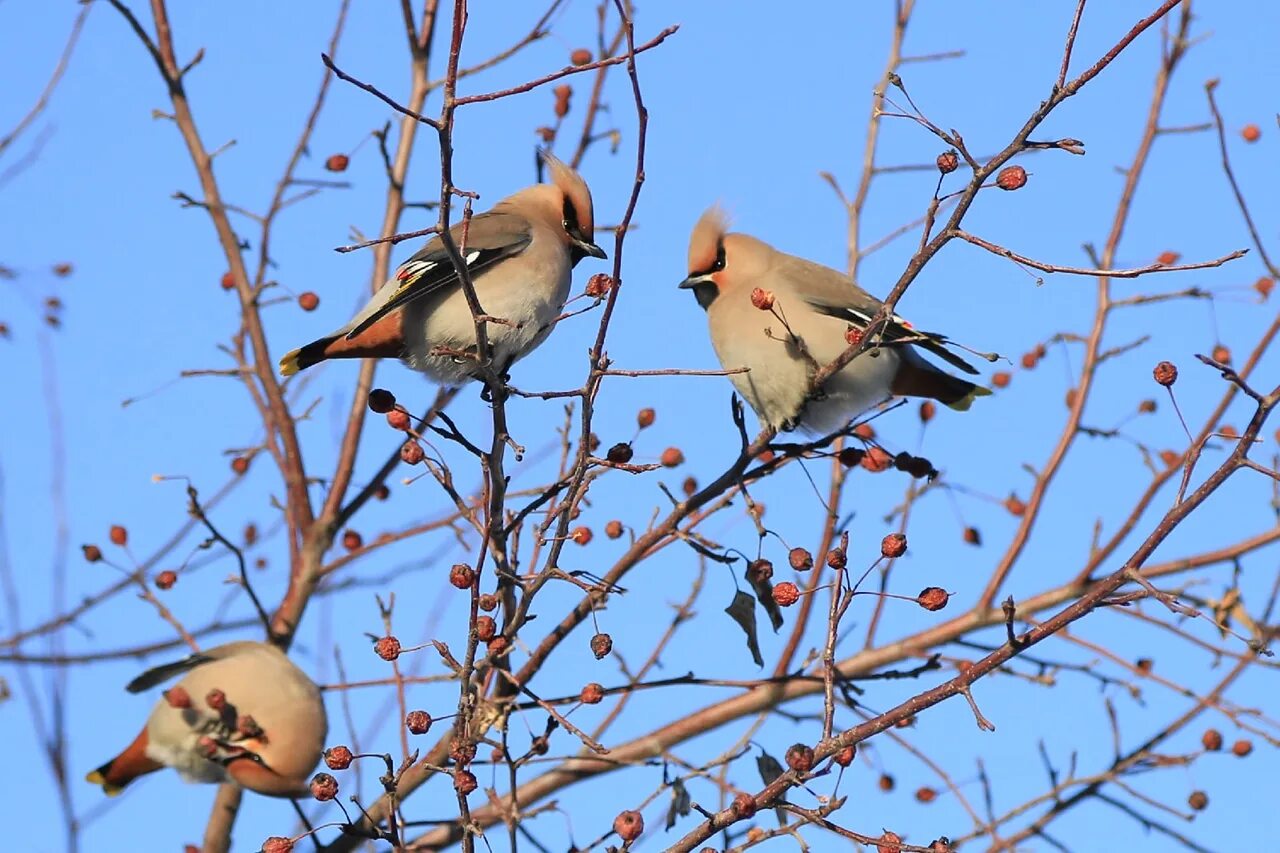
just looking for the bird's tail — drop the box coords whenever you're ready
[279,335,340,377]
[892,356,992,411]
[86,730,162,796]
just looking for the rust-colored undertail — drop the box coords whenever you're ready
[278,312,405,376]
[85,729,163,796]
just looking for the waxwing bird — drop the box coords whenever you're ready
[86,641,327,798]
[279,152,606,383]
[680,207,990,433]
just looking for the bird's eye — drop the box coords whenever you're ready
[561,196,579,236]
[712,244,726,272]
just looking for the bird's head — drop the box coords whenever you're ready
[680,206,771,309]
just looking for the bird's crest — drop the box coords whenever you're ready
[540,150,596,239]
[688,205,731,275]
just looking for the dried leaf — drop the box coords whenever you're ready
[746,563,784,632]
[755,749,788,825]
[665,777,691,830]
[725,590,764,667]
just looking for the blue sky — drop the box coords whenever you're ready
[3,1,1278,850]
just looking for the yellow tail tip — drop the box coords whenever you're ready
[279,349,302,377]
[947,384,993,412]
[85,769,125,797]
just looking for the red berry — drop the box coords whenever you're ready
[747,559,773,584]
[1187,790,1208,811]
[1155,250,1181,266]
[845,326,864,346]
[220,272,236,291]
[731,792,757,818]
[375,636,401,660]
[387,410,411,430]
[109,525,128,546]
[475,615,496,642]
[400,441,424,465]
[1201,729,1223,751]
[916,786,937,803]
[262,837,294,853]
[1153,361,1178,387]
[164,686,192,708]
[660,447,684,467]
[613,810,644,843]
[963,526,982,546]
[585,273,613,298]
[570,48,593,66]
[785,743,815,772]
[324,153,349,172]
[1232,739,1253,757]
[571,526,593,545]
[1004,495,1027,516]
[877,831,903,853]
[590,632,612,659]
[936,150,959,173]
[773,582,800,607]
[553,83,572,115]
[309,771,337,801]
[995,164,1027,190]
[881,533,907,558]
[605,520,624,539]
[750,288,775,310]
[324,745,354,770]
[154,570,177,590]
[636,408,655,428]
[788,548,813,571]
[231,456,250,475]
[1212,344,1231,365]
[833,744,856,767]
[405,710,432,735]
[82,544,103,563]
[580,682,605,704]
[477,593,497,612]
[1255,276,1274,299]
[205,689,226,710]
[917,587,949,611]
[992,371,1011,388]
[455,769,478,795]
[298,292,320,312]
[450,563,475,589]
[919,400,936,423]
[1242,124,1261,143]
[860,447,892,473]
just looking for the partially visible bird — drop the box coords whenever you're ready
[680,206,990,433]
[86,641,327,798]
[278,151,606,384]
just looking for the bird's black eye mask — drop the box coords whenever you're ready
[686,241,726,309]
[690,241,727,278]
[562,196,591,247]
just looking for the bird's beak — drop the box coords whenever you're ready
[576,238,607,260]
[679,273,713,289]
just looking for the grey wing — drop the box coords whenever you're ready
[795,271,979,376]
[345,212,533,340]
